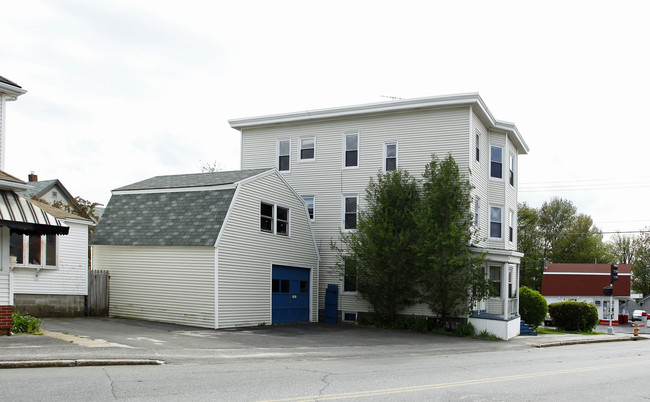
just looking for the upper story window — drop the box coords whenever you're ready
[10,233,57,266]
[260,202,290,236]
[490,206,503,239]
[278,139,290,171]
[475,133,480,162]
[509,209,515,242]
[474,197,480,228]
[490,146,503,179]
[509,153,515,186]
[384,141,397,171]
[344,132,359,168]
[299,137,315,161]
[343,195,358,230]
[302,195,315,221]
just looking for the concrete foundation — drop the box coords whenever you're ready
[13,294,85,318]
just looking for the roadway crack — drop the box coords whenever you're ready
[103,368,118,400]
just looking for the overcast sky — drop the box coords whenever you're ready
[2,0,649,236]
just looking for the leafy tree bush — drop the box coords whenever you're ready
[548,301,598,332]
[11,312,43,334]
[333,169,420,320]
[519,286,548,328]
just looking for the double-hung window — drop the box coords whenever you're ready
[343,195,358,230]
[384,141,397,171]
[474,197,481,228]
[509,153,515,186]
[278,139,290,171]
[344,132,359,168]
[490,146,503,179]
[299,137,315,161]
[10,233,57,267]
[343,258,358,293]
[302,196,314,221]
[490,266,502,297]
[509,210,515,242]
[475,133,480,162]
[490,206,502,239]
[260,202,289,236]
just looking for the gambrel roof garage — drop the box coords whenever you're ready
[91,169,319,329]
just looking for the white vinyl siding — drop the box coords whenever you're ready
[241,107,471,313]
[92,245,216,328]
[217,172,319,327]
[13,220,89,296]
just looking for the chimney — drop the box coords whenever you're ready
[28,172,38,182]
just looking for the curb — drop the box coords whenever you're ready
[0,359,164,369]
[531,336,648,348]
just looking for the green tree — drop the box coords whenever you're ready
[519,286,548,328]
[609,233,637,265]
[413,155,488,326]
[332,169,420,320]
[551,214,612,263]
[538,197,576,261]
[631,229,650,296]
[517,202,544,290]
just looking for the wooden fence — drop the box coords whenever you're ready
[88,270,109,317]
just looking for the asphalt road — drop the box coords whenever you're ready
[1,318,648,401]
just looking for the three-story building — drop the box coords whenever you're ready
[230,93,529,339]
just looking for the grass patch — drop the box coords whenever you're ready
[537,326,606,335]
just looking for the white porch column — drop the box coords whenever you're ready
[515,263,520,316]
[502,262,509,319]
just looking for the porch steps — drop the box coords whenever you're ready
[520,320,537,336]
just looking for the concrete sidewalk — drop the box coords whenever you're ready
[1,318,647,368]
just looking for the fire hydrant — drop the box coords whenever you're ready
[634,325,639,337]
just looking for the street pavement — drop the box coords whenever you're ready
[0,317,647,368]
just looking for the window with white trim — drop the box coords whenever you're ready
[9,233,57,267]
[302,195,314,221]
[260,202,289,236]
[490,266,502,297]
[343,258,358,293]
[475,133,480,162]
[278,139,290,171]
[299,137,315,161]
[490,206,502,239]
[490,146,503,179]
[509,153,515,186]
[474,197,480,228]
[509,210,515,242]
[384,141,397,171]
[343,195,358,230]
[344,132,359,168]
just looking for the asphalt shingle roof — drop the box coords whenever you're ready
[92,169,272,247]
[115,169,270,192]
[0,75,21,88]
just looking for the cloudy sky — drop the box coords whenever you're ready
[2,0,649,235]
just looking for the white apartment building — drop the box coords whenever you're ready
[230,93,529,339]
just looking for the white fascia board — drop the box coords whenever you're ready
[0,180,32,191]
[228,93,484,130]
[0,82,27,100]
[112,183,237,196]
[64,217,96,227]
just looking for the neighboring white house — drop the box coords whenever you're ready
[10,198,93,317]
[229,93,529,339]
[19,173,76,208]
[91,168,319,329]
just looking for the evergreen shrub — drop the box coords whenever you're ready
[548,301,599,332]
[519,286,548,328]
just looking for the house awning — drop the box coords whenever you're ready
[0,190,69,235]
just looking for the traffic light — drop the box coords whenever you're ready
[603,285,613,296]
[610,264,619,283]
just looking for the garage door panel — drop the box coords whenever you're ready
[272,265,310,324]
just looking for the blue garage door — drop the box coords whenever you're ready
[272,265,310,324]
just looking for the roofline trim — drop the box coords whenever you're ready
[0,82,27,100]
[229,93,529,154]
[112,183,237,196]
